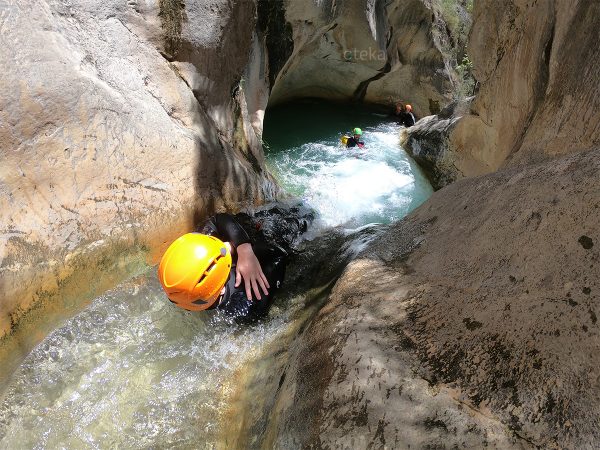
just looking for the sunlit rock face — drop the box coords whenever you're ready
[255,2,600,447]
[270,147,600,448]
[400,98,472,190]
[0,0,276,340]
[267,0,456,117]
[263,260,528,449]
[467,0,600,168]
[404,0,600,185]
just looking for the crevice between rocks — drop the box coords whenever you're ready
[506,16,556,161]
[352,61,392,102]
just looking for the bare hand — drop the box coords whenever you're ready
[235,243,270,300]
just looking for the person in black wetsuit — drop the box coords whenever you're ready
[346,127,365,148]
[200,213,287,320]
[392,102,416,127]
[158,209,310,322]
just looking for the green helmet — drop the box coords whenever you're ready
[353,127,363,136]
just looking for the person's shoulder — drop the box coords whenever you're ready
[215,212,236,220]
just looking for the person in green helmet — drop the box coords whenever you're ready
[346,127,365,148]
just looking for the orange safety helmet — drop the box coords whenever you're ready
[405,104,413,112]
[158,233,232,311]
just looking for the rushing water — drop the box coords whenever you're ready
[0,101,432,448]
[263,100,433,227]
[0,227,370,449]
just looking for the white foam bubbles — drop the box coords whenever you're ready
[306,158,414,226]
[267,121,432,227]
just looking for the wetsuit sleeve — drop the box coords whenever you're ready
[405,113,416,126]
[200,213,251,247]
[217,243,287,322]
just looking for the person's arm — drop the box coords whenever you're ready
[201,213,269,300]
[236,242,270,300]
[201,213,250,247]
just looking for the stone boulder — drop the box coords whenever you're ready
[401,98,473,189]
[263,260,528,448]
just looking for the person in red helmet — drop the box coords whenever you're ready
[391,102,416,127]
[404,104,416,126]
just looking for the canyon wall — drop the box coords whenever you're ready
[249,1,600,447]
[269,147,600,448]
[6,0,598,445]
[0,0,276,345]
[404,0,600,187]
[268,0,462,117]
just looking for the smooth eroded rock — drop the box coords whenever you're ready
[269,146,600,448]
[268,0,458,116]
[404,0,600,183]
[0,0,275,355]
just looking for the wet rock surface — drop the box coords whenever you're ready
[405,0,600,182]
[269,147,600,448]
[401,98,473,189]
[0,0,274,345]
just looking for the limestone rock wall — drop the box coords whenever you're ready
[406,0,600,184]
[269,146,600,448]
[0,0,276,341]
[268,0,456,116]
[254,2,600,446]
[266,258,529,448]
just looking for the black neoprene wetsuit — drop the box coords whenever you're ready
[393,111,416,127]
[199,213,287,321]
[346,137,365,148]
